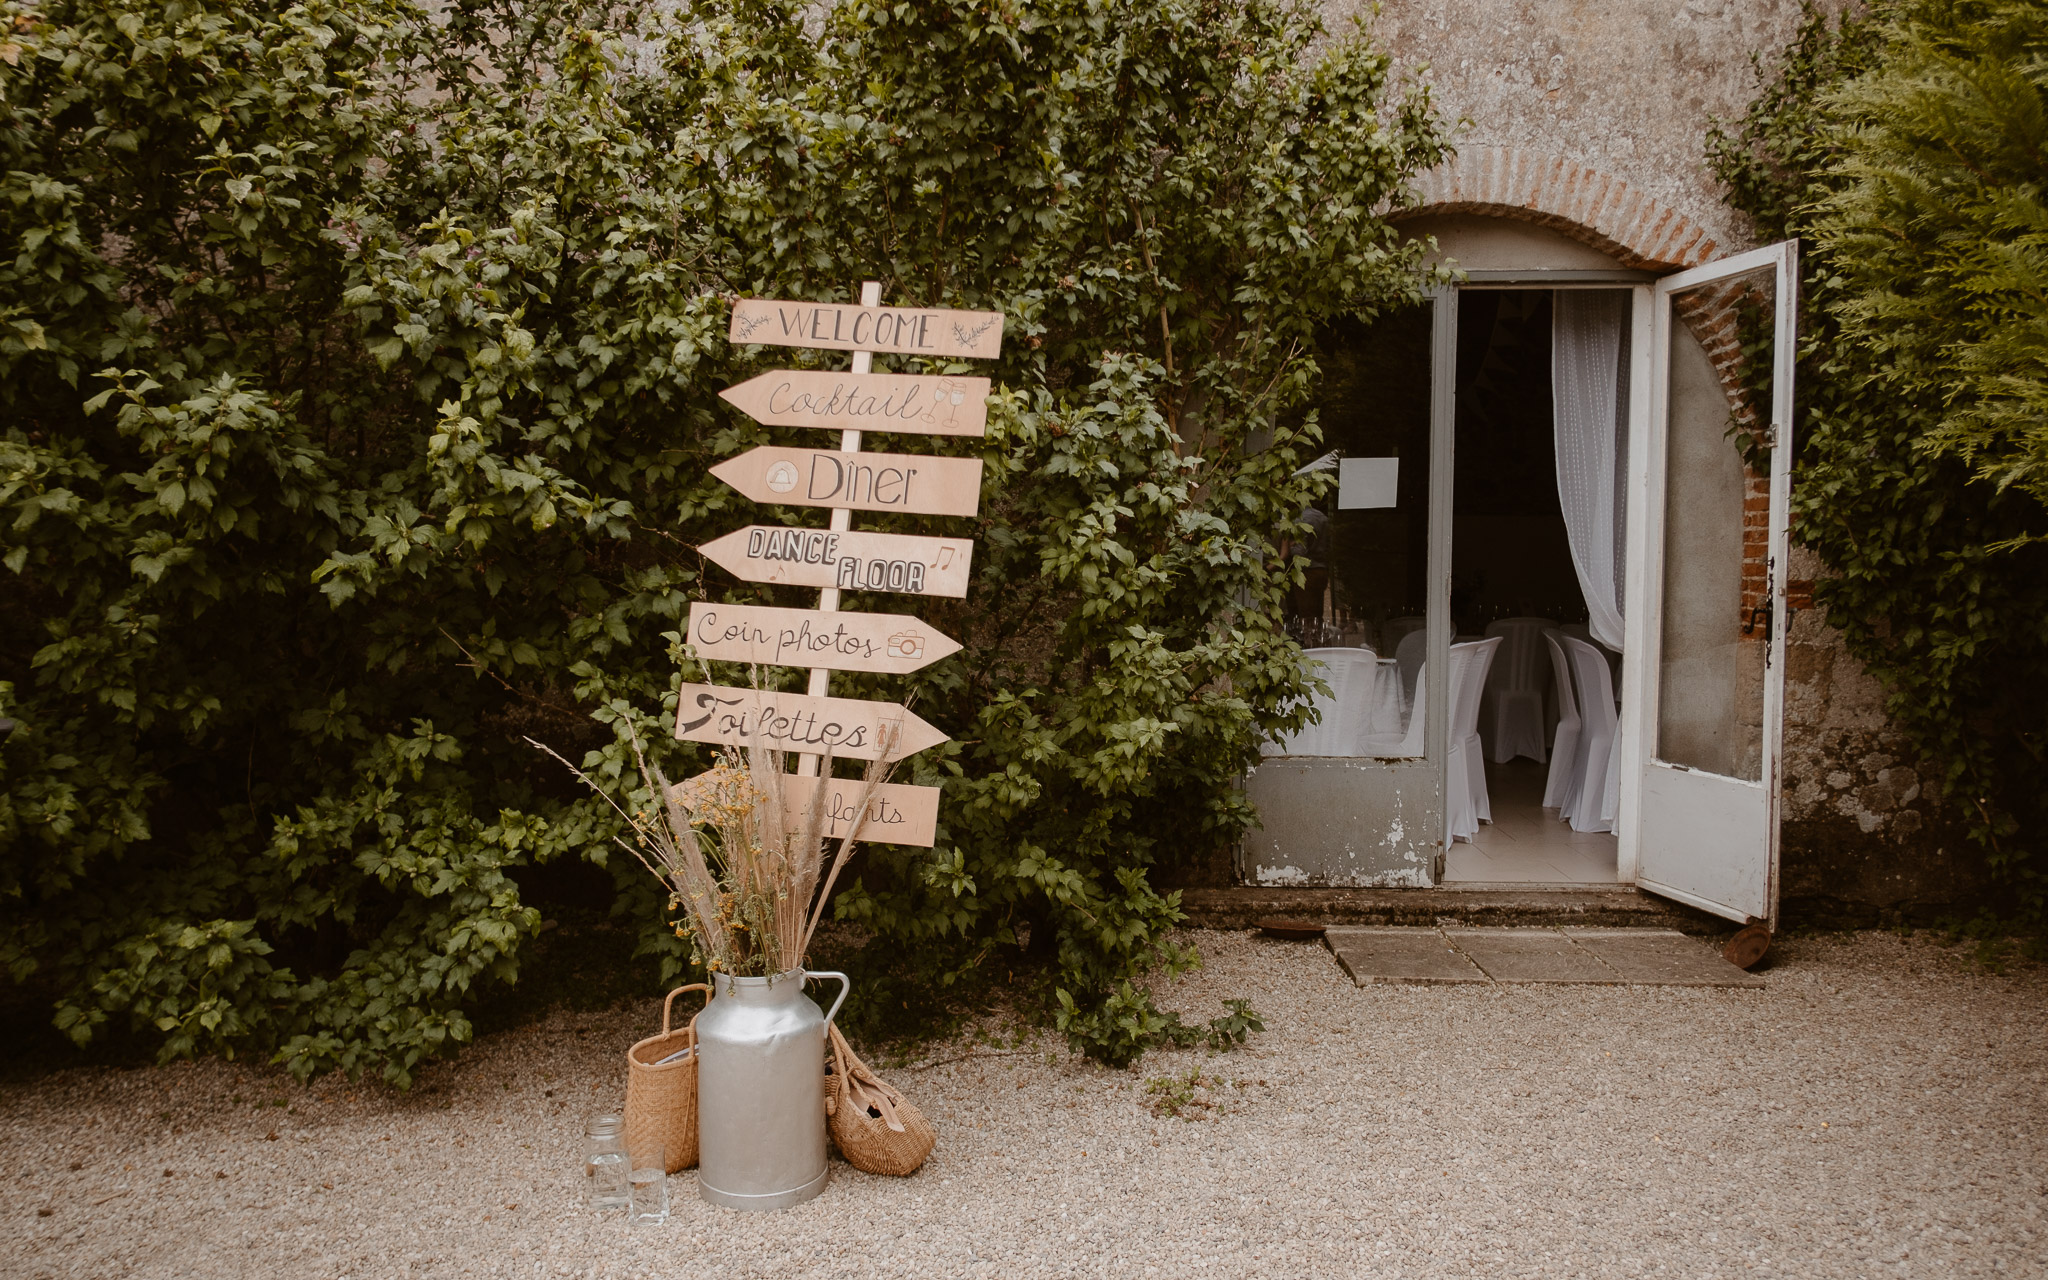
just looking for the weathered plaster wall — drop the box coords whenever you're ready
[1335,0,1836,257]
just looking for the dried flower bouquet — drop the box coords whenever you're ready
[535,720,898,976]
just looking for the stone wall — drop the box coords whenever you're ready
[1337,0,1838,256]
[1778,550,1995,924]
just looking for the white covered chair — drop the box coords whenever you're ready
[1541,630,1583,811]
[1361,667,1427,759]
[1266,647,1380,757]
[1558,635,1619,833]
[1482,617,1557,764]
[1446,637,1503,842]
[1394,628,1427,708]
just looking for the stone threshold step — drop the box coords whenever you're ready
[1325,926,1764,988]
[1178,886,1723,934]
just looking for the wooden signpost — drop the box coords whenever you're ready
[710,446,983,517]
[684,282,1003,847]
[686,602,962,675]
[719,371,989,437]
[696,527,976,598]
[673,684,949,763]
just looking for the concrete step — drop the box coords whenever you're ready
[1176,885,1728,934]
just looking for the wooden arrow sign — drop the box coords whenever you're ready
[687,602,962,675]
[720,371,990,438]
[711,446,982,518]
[673,684,947,762]
[729,298,1004,359]
[698,526,975,598]
[671,775,942,848]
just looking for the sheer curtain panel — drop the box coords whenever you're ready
[1551,290,1631,650]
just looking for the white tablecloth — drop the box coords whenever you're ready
[1267,654,1408,756]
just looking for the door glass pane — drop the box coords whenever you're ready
[1655,267,1773,782]
[1275,303,1433,758]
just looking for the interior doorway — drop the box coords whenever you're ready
[1440,288,1622,887]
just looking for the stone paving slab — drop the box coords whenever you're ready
[1443,927,1619,984]
[1563,927,1766,987]
[1324,926,1769,988]
[1324,927,1488,985]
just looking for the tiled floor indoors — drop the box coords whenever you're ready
[1442,757,1619,885]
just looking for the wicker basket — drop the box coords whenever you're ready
[624,983,710,1174]
[824,1023,936,1177]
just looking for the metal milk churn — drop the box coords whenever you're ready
[695,968,849,1210]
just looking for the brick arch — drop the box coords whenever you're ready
[1400,149,1778,631]
[1397,147,1719,272]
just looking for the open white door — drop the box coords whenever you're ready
[1617,242,1797,928]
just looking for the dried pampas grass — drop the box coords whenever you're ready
[533,717,900,976]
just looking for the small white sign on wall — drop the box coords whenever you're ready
[1337,457,1400,509]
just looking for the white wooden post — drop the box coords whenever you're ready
[798,279,883,777]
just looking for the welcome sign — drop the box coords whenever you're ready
[729,299,1005,359]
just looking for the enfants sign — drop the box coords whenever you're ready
[669,777,941,848]
[682,284,1003,848]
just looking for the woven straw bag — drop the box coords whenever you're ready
[824,1023,936,1176]
[625,983,710,1174]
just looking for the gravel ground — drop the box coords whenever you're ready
[3,929,2044,1279]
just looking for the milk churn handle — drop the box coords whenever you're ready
[660,982,712,1037]
[807,970,851,1031]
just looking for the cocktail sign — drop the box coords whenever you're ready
[711,446,982,518]
[687,602,962,675]
[696,526,975,598]
[720,371,989,437]
[670,775,942,848]
[672,684,948,763]
[729,299,1005,359]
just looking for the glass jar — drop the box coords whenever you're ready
[584,1114,629,1211]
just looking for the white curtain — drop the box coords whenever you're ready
[1552,291,1631,651]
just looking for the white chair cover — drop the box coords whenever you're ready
[1361,668,1427,759]
[1266,647,1381,757]
[1446,637,1502,842]
[1541,631,1583,811]
[1394,629,1426,708]
[1481,617,1556,764]
[1559,635,1619,833]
